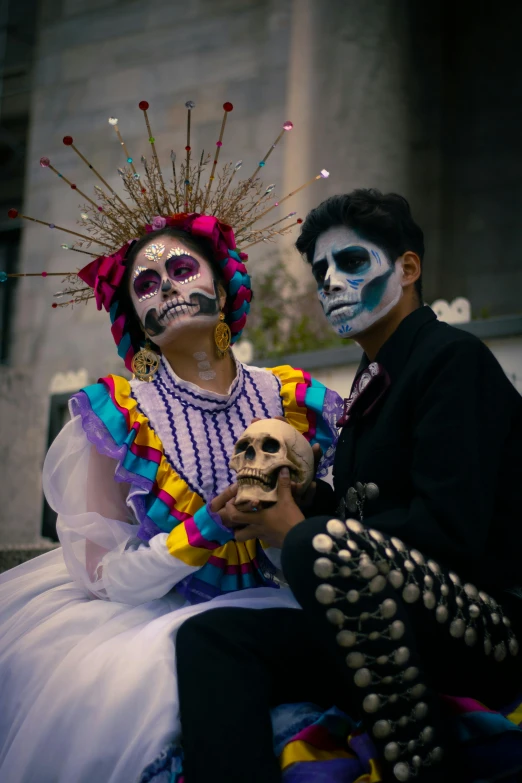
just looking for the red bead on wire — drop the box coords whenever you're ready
[139,101,149,111]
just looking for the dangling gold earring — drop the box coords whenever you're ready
[131,339,160,382]
[214,311,231,358]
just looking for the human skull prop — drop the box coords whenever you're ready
[230,419,315,507]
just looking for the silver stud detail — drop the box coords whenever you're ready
[370,575,387,593]
[385,547,394,558]
[464,583,478,600]
[403,666,419,681]
[449,571,460,586]
[339,566,352,577]
[394,647,410,666]
[450,618,465,638]
[369,631,381,641]
[402,584,420,603]
[313,558,334,579]
[369,529,384,543]
[413,701,428,720]
[326,518,347,538]
[491,612,501,625]
[404,559,415,573]
[326,608,344,625]
[430,747,444,763]
[421,726,434,743]
[360,562,379,580]
[346,651,366,668]
[373,719,392,739]
[509,638,519,656]
[503,616,511,627]
[393,761,412,781]
[381,599,397,619]
[312,534,333,554]
[354,668,372,688]
[435,605,449,623]
[365,483,380,500]
[347,540,359,552]
[346,519,363,534]
[377,655,389,665]
[389,693,399,703]
[398,715,410,728]
[410,550,425,566]
[363,693,382,713]
[389,570,405,589]
[456,596,465,608]
[315,584,336,604]
[423,591,436,610]
[427,560,440,575]
[469,603,480,619]
[464,627,478,646]
[347,589,360,603]
[338,549,352,562]
[412,755,423,769]
[410,683,427,699]
[407,740,417,753]
[384,742,400,761]
[484,637,492,656]
[390,620,405,640]
[423,574,434,588]
[393,762,411,781]
[440,584,450,597]
[494,642,507,662]
[391,537,405,552]
[337,629,357,647]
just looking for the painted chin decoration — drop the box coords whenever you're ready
[130,239,221,347]
[312,226,404,338]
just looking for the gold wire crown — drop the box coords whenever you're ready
[6,100,329,306]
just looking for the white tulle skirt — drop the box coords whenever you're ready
[0,549,300,783]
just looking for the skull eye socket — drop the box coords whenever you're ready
[235,440,250,454]
[262,437,281,454]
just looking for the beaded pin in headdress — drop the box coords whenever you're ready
[4,100,329,373]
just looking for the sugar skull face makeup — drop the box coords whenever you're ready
[130,236,222,347]
[312,226,404,337]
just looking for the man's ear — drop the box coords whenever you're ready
[399,251,421,289]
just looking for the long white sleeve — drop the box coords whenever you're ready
[43,416,198,604]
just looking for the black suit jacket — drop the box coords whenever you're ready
[328,306,522,599]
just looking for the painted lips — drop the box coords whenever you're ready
[325,300,363,321]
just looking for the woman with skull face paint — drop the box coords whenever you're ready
[0,211,343,783]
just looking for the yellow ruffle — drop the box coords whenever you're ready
[267,365,310,436]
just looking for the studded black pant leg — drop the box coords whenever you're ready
[282,516,522,783]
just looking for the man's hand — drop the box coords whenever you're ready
[225,467,305,548]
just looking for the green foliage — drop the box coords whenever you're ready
[243,262,345,359]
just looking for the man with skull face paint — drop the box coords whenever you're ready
[176,191,522,783]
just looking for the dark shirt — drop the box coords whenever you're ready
[327,306,522,600]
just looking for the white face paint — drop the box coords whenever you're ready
[312,226,404,337]
[130,236,222,347]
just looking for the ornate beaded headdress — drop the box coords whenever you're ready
[4,100,329,369]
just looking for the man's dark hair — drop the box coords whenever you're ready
[295,189,425,302]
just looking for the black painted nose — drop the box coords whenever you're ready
[161,279,172,293]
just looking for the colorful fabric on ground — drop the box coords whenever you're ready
[71,363,339,603]
[138,694,522,783]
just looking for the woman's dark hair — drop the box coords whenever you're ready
[117,227,225,353]
[295,189,425,302]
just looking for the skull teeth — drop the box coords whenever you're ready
[237,468,276,489]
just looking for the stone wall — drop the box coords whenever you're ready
[1,0,521,545]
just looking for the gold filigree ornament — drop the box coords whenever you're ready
[214,312,231,358]
[131,341,160,382]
